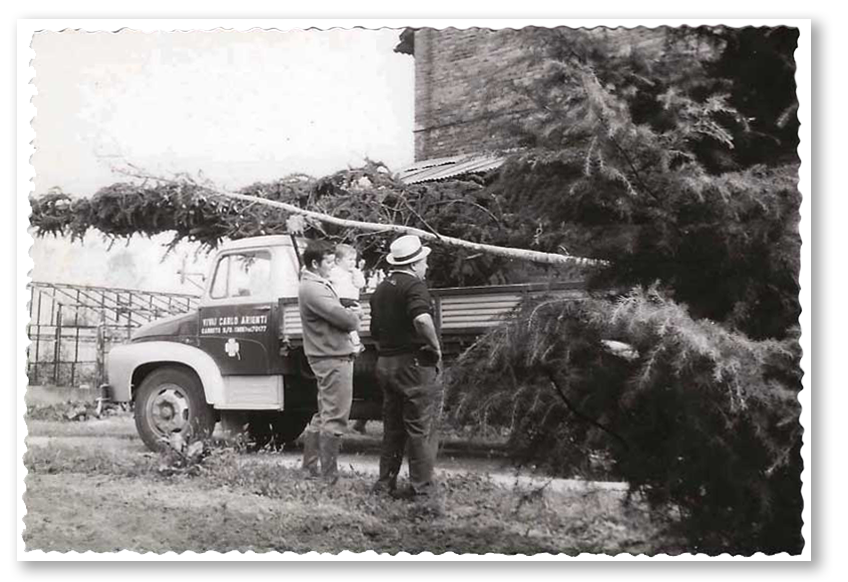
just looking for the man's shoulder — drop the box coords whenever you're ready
[400,274,430,294]
[298,276,316,291]
[299,275,330,297]
[376,272,415,291]
[385,273,432,301]
[389,271,420,285]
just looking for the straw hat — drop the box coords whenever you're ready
[386,235,432,265]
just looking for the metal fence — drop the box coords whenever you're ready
[26,282,200,387]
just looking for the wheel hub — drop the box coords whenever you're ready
[149,385,190,436]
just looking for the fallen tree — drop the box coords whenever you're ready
[29,161,596,288]
[118,166,598,267]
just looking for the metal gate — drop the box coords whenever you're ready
[26,282,200,387]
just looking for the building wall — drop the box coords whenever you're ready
[411,27,668,161]
[413,28,544,161]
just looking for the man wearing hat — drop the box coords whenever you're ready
[369,234,443,509]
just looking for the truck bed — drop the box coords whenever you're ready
[278,281,585,341]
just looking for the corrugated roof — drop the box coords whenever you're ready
[398,153,505,184]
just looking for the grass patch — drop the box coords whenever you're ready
[25,400,130,423]
[24,442,161,478]
[24,439,682,554]
[26,415,137,438]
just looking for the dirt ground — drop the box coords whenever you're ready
[22,411,680,555]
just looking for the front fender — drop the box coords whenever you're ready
[106,341,226,406]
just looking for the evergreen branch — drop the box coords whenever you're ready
[599,117,660,201]
[428,199,503,227]
[544,368,630,450]
[399,195,443,242]
[117,169,602,267]
[764,427,802,477]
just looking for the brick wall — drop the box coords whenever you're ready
[411,27,668,161]
[413,28,546,161]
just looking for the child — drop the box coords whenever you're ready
[329,244,366,353]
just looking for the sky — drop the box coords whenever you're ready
[32,29,414,195]
[29,28,415,293]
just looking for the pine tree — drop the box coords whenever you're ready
[443,26,803,554]
[479,26,801,340]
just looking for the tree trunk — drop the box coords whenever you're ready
[220,190,600,266]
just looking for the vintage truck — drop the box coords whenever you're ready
[103,235,584,451]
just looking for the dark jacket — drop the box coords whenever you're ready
[369,271,434,356]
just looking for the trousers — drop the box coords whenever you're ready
[375,353,443,495]
[305,356,354,437]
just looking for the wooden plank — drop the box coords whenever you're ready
[442,312,511,320]
[442,314,511,322]
[442,305,520,313]
[431,281,584,297]
[441,305,519,313]
[442,316,511,325]
[439,295,524,305]
[441,304,516,311]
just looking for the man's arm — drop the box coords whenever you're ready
[302,282,360,332]
[413,313,441,357]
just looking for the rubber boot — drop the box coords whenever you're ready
[407,435,437,496]
[300,430,320,479]
[319,432,341,484]
[373,432,406,495]
[407,435,443,517]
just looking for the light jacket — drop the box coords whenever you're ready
[298,269,360,358]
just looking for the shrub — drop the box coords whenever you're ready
[444,287,803,554]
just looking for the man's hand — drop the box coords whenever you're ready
[418,345,442,369]
[433,350,444,376]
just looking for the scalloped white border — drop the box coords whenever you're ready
[16,18,811,562]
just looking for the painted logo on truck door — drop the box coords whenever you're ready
[225,338,241,359]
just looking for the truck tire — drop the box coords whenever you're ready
[134,366,217,452]
[246,411,311,451]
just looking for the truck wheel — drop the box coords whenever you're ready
[246,411,311,451]
[134,366,216,452]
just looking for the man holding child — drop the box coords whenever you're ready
[297,240,362,483]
